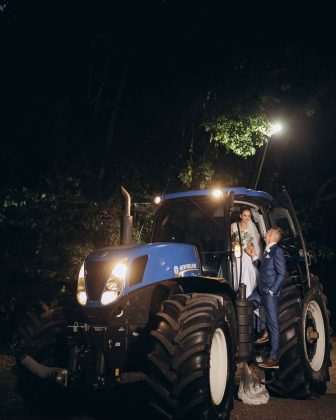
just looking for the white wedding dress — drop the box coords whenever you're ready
[231,220,262,297]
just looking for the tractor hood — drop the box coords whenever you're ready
[81,242,201,308]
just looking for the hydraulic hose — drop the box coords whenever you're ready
[20,355,68,386]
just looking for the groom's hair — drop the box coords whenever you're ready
[271,226,283,242]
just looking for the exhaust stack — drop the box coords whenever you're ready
[121,186,133,246]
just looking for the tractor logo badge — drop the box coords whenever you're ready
[174,263,198,277]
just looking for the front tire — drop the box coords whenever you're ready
[147,293,235,419]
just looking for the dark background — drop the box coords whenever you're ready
[0,1,335,328]
[1,1,336,190]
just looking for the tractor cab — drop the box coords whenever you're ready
[151,187,310,292]
[151,188,270,289]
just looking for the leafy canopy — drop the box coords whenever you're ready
[204,114,273,158]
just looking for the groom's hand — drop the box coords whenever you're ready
[245,245,256,257]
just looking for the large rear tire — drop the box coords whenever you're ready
[268,275,331,398]
[147,293,235,419]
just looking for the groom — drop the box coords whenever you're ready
[246,226,287,369]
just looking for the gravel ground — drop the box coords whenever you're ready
[0,339,335,419]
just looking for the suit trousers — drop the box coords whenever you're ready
[248,290,281,361]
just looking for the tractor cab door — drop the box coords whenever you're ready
[270,188,311,287]
[218,191,235,289]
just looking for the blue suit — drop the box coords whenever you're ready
[248,243,287,360]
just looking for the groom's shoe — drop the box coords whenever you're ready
[255,330,269,345]
[258,359,279,369]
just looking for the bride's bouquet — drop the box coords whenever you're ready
[232,231,254,249]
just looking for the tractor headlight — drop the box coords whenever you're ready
[77,262,87,306]
[101,261,127,305]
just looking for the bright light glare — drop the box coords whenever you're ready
[154,196,161,204]
[78,263,85,280]
[77,262,87,304]
[271,122,283,135]
[77,291,87,306]
[212,189,223,199]
[101,290,119,305]
[78,276,85,290]
[77,263,86,303]
[234,244,242,258]
[111,262,127,279]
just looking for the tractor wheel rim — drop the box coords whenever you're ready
[304,300,325,371]
[209,327,228,405]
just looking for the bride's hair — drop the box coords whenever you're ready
[240,206,251,216]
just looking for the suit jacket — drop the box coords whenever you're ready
[253,243,287,296]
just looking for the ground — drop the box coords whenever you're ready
[0,340,335,419]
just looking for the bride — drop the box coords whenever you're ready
[231,207,262,297]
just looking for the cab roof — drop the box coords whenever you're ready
[161,188,273,204]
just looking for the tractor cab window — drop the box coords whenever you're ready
[270,190,310,283]
[269,206,300,255]
[152,199,226,277]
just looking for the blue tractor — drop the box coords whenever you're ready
[10,187,331,419]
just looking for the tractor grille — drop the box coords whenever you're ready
[85,260,114,301]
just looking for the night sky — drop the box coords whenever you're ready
[1,1,336,189]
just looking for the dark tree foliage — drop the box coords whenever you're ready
[0,177,121,286]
